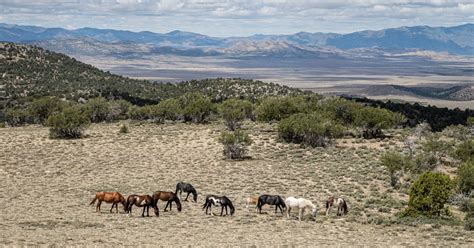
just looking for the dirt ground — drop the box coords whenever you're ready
[0,122,472,246]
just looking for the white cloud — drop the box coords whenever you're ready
[0,0,472,36]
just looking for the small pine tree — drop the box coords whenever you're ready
[404,171,453,217]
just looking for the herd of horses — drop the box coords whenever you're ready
[89,182,348,221]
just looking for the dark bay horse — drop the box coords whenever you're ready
[89,191,126,213]
[326,196,348,216]
[202,195,235,216]
[175,182,198,202]
[152,191,182,216]
[125,194,154,217]
[257,194,286,215]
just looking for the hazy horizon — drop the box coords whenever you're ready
[1,0,473,37]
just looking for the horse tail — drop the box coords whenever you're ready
[325,199,329,210]
[89,195,97,206]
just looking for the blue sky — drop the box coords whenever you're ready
[0,0,473,36]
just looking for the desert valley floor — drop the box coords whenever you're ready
[0,122,472,246]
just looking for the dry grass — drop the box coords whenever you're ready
[0,122,472,246]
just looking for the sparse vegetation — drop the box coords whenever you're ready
[219,130,252,159]
[457,161,474,195]
[220,98,254,130]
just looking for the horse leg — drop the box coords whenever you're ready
[164,201,169,212]
[275,205,278,214]
[128,205,133,217]
[110,203,115,213]
[147,206,150,217]
[141,206,146,217]
[185,192,190,201]
[287,207,291,219]
[225,205,228,216]
[220,205,224,216]
[97,200,102,213]
[299,209,303,221]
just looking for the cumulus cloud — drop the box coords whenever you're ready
[0,0,471,36]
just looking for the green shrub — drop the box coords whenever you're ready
[83,97,110,123]
[404,171,454,217]
[119,124,129,134]
[453,140,474,163]
[157,98,181,121]
[319,98,362,125]
[108,99,131,121]
[464,199,474,231]
[219,130,253,159]
[28,96,64,124]
[47,106,90,139]
[128,105,152,121]
[219,98,254,130]
[354,107,400,139]
[413,153,438,173]
[380,151,413,188]
[178,92,213,123]
[256,96,307,122]
[5,107,31,126]
[278,112,344,147]
[457,161,474,194]
[422,133,454,163]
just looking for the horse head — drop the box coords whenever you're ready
[192,190,198,202]
[176,198,182,212]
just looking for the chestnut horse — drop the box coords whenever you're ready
[89,191,126,213]
[152,191,182,216]
[245,196,259,212]
[125,194,154,217]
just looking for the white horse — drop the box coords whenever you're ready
[285,197,317,221]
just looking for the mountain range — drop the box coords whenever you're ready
[0,23,473,57]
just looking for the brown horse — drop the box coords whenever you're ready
[152,191,182,216]
[325,196,348,216]
[125,194,154,217]
[89,191,126,213]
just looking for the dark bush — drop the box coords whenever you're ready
[4,107,31,126]
[278,112,344,147]
[47,106,90,139]
[220,98,254,130]
[219,130,252,159]
[404,171,454,217]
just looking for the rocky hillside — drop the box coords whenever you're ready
[0,42,301,105]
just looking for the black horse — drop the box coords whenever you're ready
[257,194,286,215]
[175,182,198,202]
[202,195,235,216]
